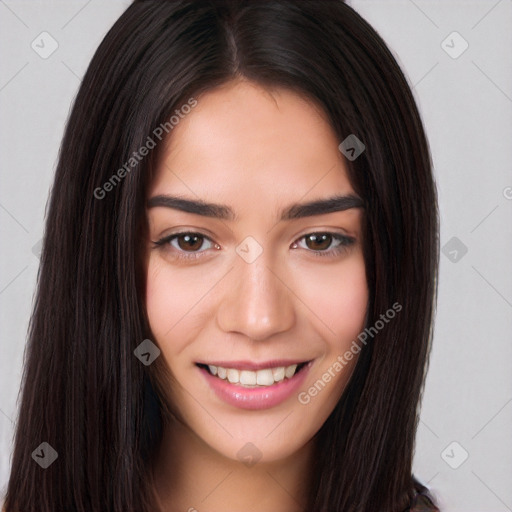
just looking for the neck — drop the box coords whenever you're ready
[150,415,315,512]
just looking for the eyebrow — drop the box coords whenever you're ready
[146,193,364,221]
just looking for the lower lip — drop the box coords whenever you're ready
[198,362,312,410]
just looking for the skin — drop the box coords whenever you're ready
[145,79,368,512]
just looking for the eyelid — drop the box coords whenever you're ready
[152,229,356,260]
[293,232,355,257]
[294,232,355,245]
[151,230,216,260]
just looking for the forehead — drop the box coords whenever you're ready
[150,80,355,208]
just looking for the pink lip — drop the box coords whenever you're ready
[196,359,307,371]
[198,361,313,410]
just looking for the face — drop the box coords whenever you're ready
[145,79,368,464]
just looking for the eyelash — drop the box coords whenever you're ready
[152,231,355,261]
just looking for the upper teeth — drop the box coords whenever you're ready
[208,364,299,387]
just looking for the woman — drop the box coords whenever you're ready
[3,1,440,511]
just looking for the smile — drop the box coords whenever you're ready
[196,360,313,410]
[198,362,308,387]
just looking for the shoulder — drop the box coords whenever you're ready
[404,480,440,512]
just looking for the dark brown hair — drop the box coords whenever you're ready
[4,1,439,511]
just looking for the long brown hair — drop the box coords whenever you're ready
[4,1,439,510]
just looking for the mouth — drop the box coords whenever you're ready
[195,361,310,388]
[196,359,313,410]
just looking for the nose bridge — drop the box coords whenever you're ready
[216,237,295,340]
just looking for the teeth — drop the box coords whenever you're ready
[256,369,274,386]
[204,363,303,387]
[240,370,257,385]
[272,366,285,382]
[284,364,297,379]
[227,368,239,383]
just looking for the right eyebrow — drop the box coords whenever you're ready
[147,195,236,220]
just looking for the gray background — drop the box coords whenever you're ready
[0,1,511,510]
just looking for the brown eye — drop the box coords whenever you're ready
[304,233,332,251]
[153,232,215,258]
[293,232,355,258]
[175,233,205,252]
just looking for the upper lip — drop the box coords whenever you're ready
[196,359,311,371]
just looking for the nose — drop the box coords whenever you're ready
[216,250,296,341]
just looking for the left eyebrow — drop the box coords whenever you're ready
[281,194,364,220]
[146,193,364,221]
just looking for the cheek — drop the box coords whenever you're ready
[145,258,199,348]
[300,255,368,342]
[299,257,368,419]
[145,259,170,339]
[145,255,226,363]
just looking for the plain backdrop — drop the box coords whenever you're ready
[0,1,511,511]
